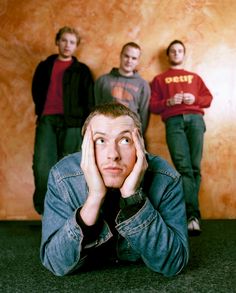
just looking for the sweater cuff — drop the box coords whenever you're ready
[76,208,103,245]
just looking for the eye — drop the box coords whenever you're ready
[95,138,105,145]
[120,137,131,145]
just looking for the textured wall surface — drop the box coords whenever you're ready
[0,0,235,219]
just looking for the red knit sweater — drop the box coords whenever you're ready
[149,68,213,121]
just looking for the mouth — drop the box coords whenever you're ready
[103,166,123,174]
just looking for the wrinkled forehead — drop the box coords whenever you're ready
[89,115,136,135]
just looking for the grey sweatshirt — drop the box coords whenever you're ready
[94,68,150,133]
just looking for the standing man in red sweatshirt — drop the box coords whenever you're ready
[150,40,213,235]
[32,26,94,215]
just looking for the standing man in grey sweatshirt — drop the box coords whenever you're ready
[94,42,150,134]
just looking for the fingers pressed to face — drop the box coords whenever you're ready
[81,126,94,166]
[132,128,145,155]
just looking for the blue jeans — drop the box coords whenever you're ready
[165,114,206,219]
[33,115,83,214]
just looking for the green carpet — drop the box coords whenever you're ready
[0,220,235,293]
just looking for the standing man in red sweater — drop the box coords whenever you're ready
[150,40,213,235]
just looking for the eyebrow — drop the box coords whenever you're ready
[93,130,132,137]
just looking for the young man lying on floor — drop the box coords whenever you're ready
[40,103,189,277]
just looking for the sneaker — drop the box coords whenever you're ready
[188,217,201,236]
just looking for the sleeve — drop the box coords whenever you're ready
[31,62,44,113]
[82,66,95,112]
[149,76,167,114]
[195,76,213,108]
[138,81,150,134]
[75,208,104,246]
[40,167,108,276]
[94,77,102,105]
[116,174,189,277]
[31,60,52,118]
[40,169,85,276]
[31,64,39,104]
[94,75,109,105]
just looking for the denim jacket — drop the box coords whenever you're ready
[40,152,189,277]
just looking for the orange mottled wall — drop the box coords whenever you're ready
[0,0,235,219]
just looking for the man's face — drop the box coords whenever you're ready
[56,32,78,60]
[89,115,137,188]
[119,46,140,76]
[168,43,185,66]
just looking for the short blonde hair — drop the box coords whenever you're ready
[82,103,142,136]
[120,42,141,55]
[55,26,80,46]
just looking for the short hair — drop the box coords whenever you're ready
[55,26,80,46]
[82,103,142,136]
[120,42,141,55]
[166,40,186,56]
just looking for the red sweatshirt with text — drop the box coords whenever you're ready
[149,68,213,121]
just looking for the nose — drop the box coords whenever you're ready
[106,142,120,161]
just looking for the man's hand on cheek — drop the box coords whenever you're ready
[81,126,106,199]
[120,128,148,198]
